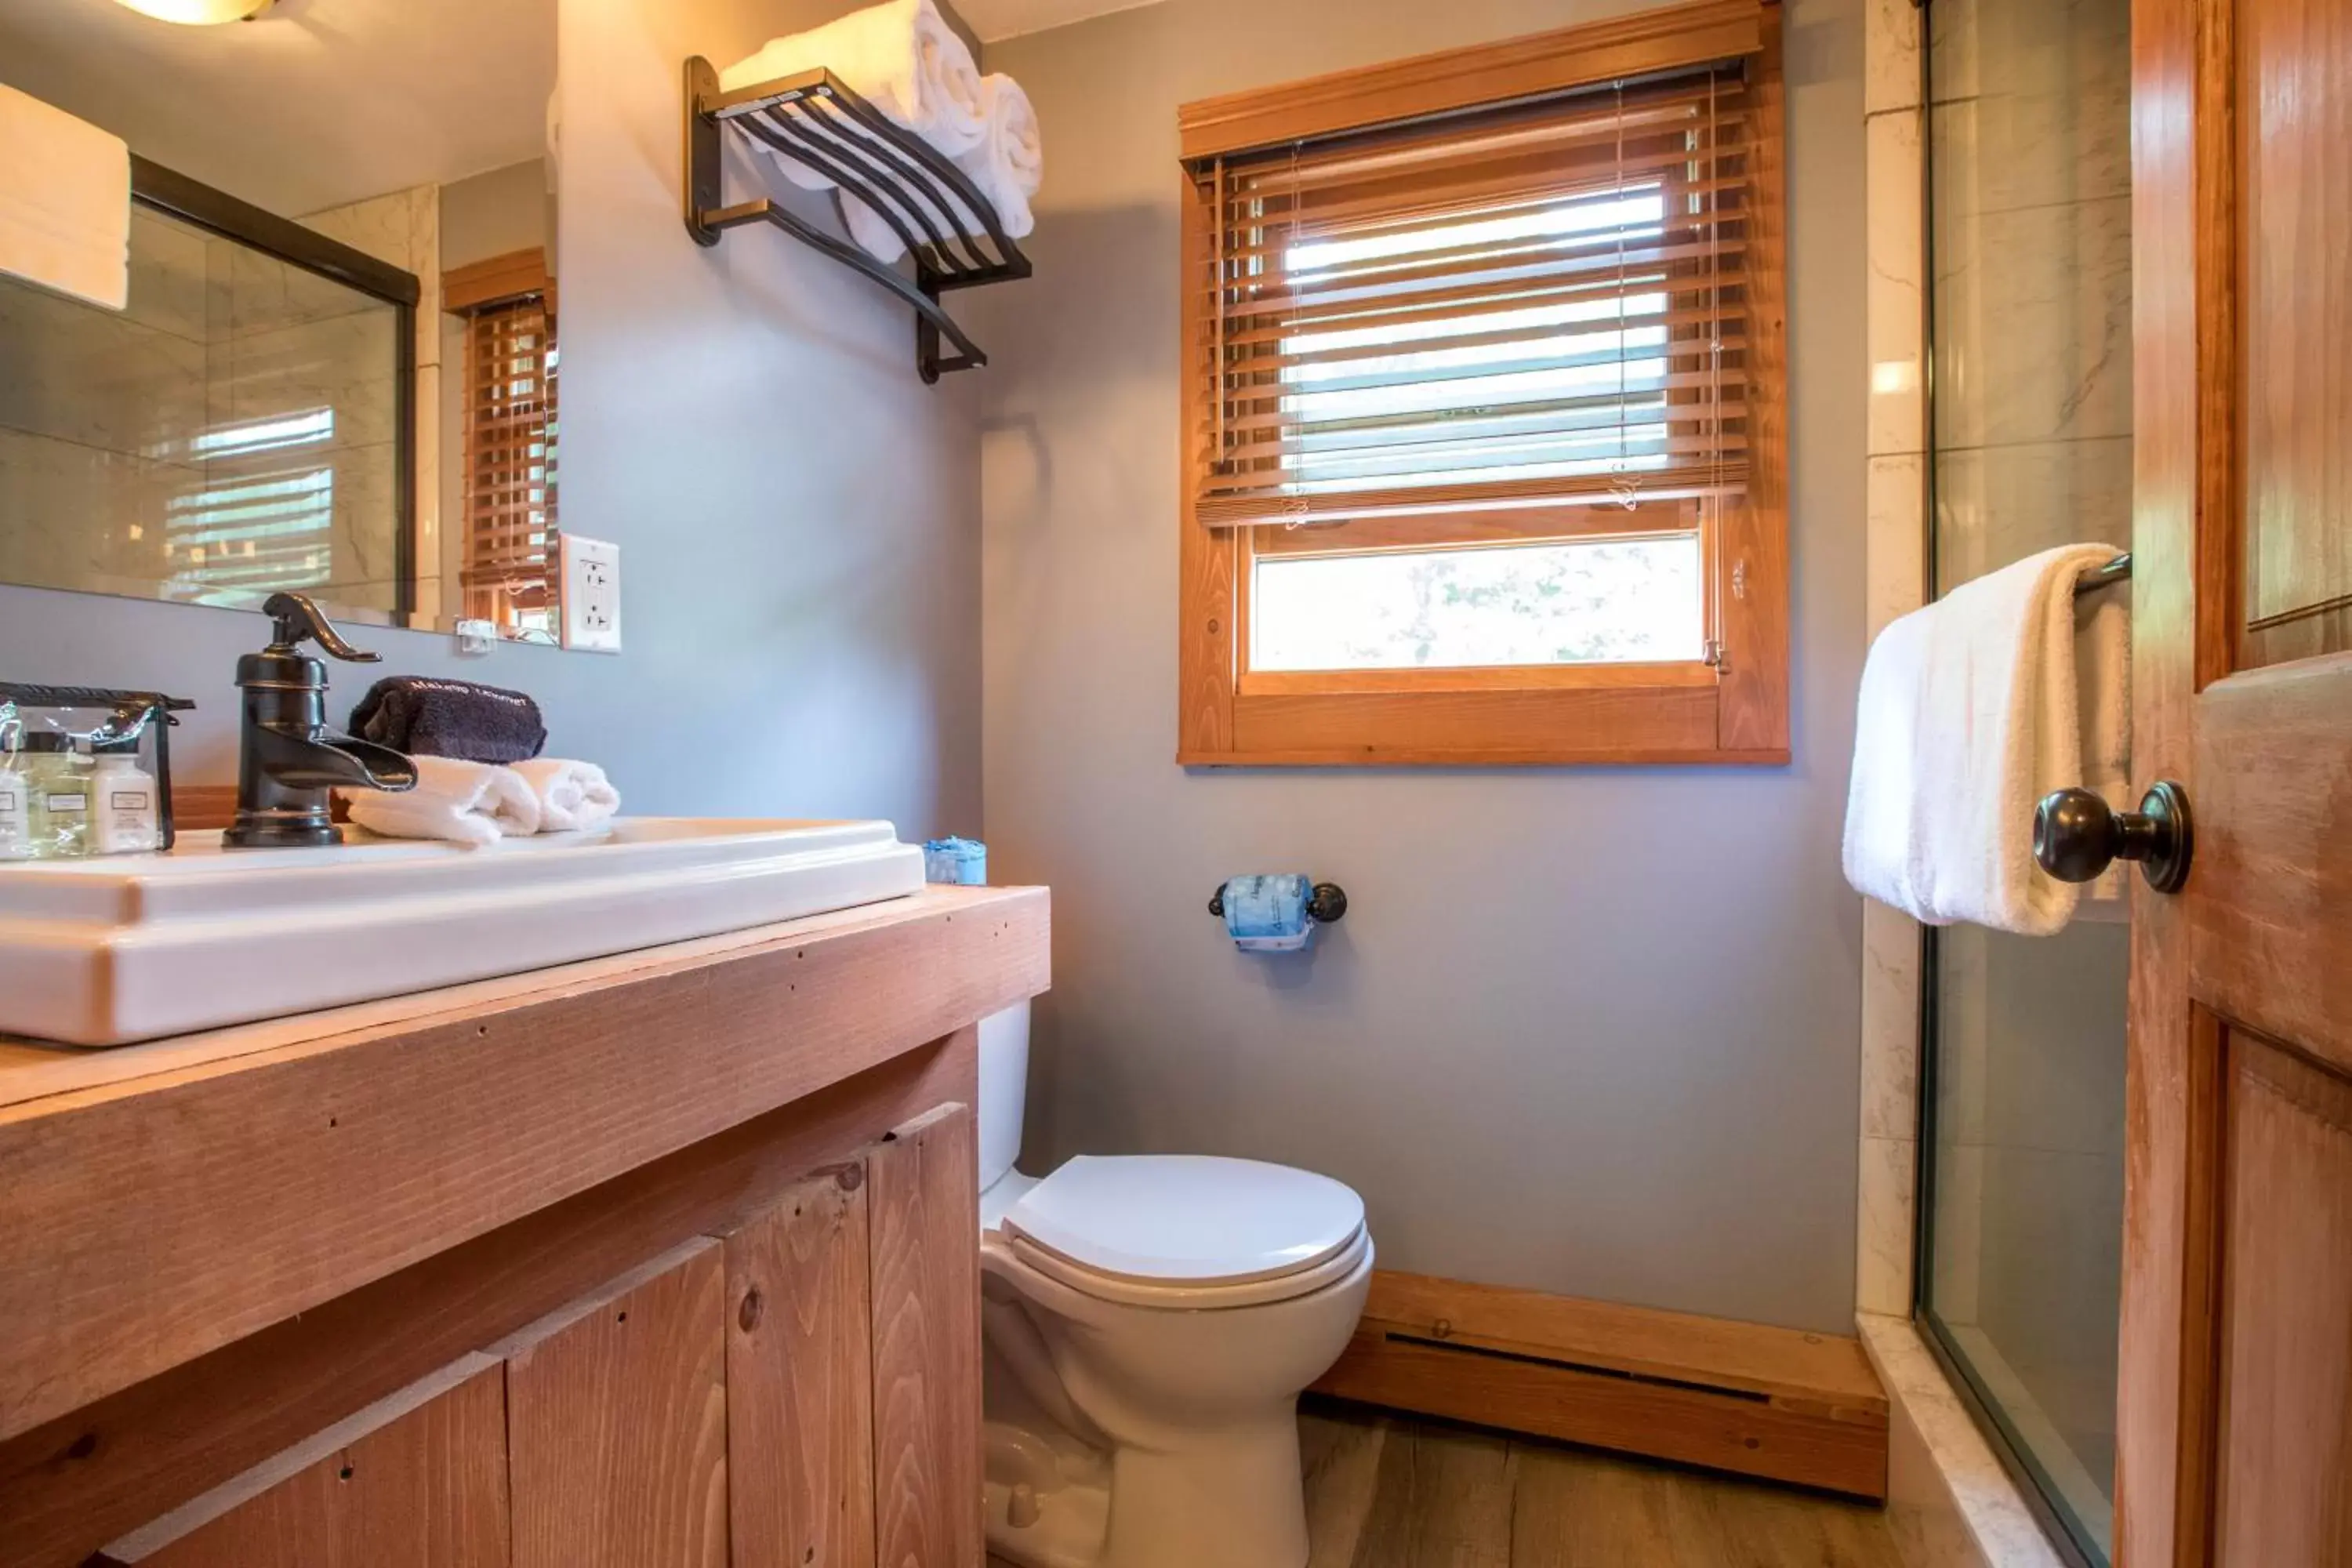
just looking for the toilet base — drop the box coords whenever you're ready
[983,1404,1311,1568]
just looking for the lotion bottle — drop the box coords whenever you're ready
[0,747,27,861]
[20,734,89,858]
[89,737,161,855]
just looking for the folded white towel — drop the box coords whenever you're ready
[341,756,541,848]
[1842,543,2121,935]
[721,0,987,201]
[2074,581,2132,905]
[510,758,621,833]
[842,72,1040,263]
[0,85,129,311]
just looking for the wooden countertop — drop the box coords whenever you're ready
[0,884,1050,1443]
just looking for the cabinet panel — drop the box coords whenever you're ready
[727,1163,877,1568]
[108,1362,508,1568]
[2211,1032,2352,1566]
[503,1239,729,1568]
[866,1102,982,1568]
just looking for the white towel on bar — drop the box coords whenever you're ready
[842,72,1040,263]
[1842,543,2123,936]
[0,85,129,311]
[2074,580,2132,906]
[510,757,621,833]
[342,757,542,848]
[720,0,988,200]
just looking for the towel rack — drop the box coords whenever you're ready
[2074,552,2132,597]
[683,56,1033,383]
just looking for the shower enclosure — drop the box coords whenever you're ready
[1916,0,2133,1563]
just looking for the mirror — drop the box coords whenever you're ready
[0,0,563,644]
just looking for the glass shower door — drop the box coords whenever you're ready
[1918,0,2133,1563]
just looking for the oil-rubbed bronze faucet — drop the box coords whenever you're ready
[225,593,417,849]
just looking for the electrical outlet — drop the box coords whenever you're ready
[560,535,621,653]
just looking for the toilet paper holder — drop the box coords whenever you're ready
[1207,880,1348,924]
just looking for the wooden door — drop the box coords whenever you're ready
[2125,0,2352,1562]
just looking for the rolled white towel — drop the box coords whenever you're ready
[720,0,986,197]
[843,73,1040,263]
[510,758,621,833]
[341,756,541,848]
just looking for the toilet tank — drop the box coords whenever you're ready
[976,1000,1031,1192]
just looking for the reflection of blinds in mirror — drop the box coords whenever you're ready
[1188,67,1753,530]
[460,291,559,629]
[165,412,338,603]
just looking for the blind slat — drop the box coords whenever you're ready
[460,294,562,610]
[1189,66,1754,531]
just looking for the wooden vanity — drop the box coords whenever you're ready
[0,883,1049,1567]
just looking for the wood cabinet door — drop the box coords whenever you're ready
[107,1363,509,1568]
[866,1103,982,1568]
[2125,0,2352,1562]
[726,1163,878,1568]
[502,1239,731,1568]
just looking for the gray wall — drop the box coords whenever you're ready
[0,0,981,840]
[974,0,1868,1331]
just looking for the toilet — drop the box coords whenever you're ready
[976,1002,1374,1568]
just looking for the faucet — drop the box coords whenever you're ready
[225,593,418,849]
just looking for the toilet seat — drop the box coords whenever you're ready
[1000,1154,1367,1308]
[1000,1225,1370,1310]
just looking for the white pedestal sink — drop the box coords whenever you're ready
[0,818,925,1046]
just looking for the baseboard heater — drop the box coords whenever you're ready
[1308,1270,1889,1500]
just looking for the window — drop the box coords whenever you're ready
[1177,0,1788,764]
[446,250,561,633]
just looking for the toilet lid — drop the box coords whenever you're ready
[1003,1155,1366,1287]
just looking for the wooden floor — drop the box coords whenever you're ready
[997,1399,1907,1567]
[1296,1400,1904,1567]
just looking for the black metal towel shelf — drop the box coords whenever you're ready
[684,56,1032,383]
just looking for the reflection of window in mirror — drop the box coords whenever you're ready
[444,246,560,641]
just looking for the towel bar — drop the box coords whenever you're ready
[2074,552,2131,597]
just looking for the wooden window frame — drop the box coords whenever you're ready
[444,248,561,630]
[1175,0,1789,767]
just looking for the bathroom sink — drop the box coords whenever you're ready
[0,818,925,1047]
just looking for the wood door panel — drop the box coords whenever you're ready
[726,1164,877,1568]
[867,1100,982,1568]
[2212,1029,2352,1568]
[2188,654,2352,1071]
[113,1366,509,1568]
[2241,0,2352,662]
[503,1240,730,1568]
[2131,0,2352,1557]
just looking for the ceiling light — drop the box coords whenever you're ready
[111,0,278,23]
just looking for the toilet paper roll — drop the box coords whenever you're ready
[1222,873,1312,952]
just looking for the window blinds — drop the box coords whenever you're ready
[459,294,560,621]
[1188,65,1756,531]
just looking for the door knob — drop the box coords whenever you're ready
[2033,782,2194,895]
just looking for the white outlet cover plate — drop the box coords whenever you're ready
[561,535,622,652]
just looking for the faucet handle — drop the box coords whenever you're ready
[263,592,381,662]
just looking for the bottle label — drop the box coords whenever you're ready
[44,793,88,814]
[111,790,151,811]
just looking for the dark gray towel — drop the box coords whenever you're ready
[349,677,546,764]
